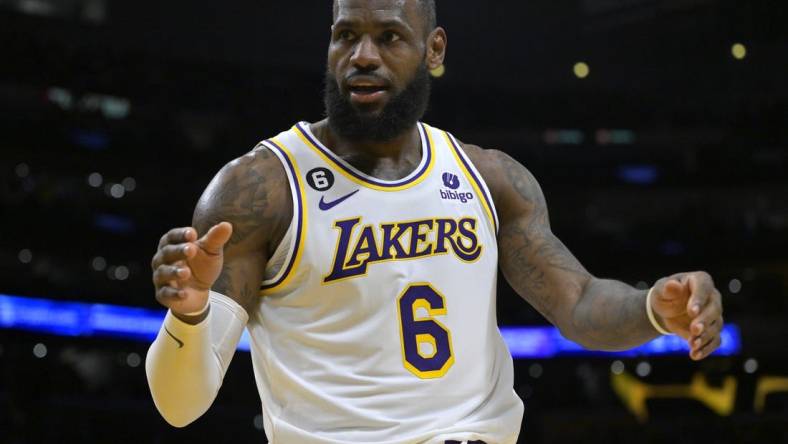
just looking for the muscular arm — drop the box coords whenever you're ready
[191,146,292,315]
[146,145,291,427]
[467,146,659,351]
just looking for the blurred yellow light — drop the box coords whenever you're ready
[732,43,747,60]
[574,62,590,79]
[430,64,446,78]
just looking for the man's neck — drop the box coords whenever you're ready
[309,119,423,181]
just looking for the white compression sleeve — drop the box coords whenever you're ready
[145,291,249,427]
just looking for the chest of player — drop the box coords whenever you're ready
[307,185,489,285]
[261,122,499,300]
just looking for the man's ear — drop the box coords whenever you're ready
[426,27,447,71]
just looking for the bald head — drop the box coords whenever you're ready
[333,0,437,36]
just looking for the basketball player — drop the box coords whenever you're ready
[146,1,724,442]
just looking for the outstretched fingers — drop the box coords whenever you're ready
[692,334,722,361]
[661,278,690,301]
[683,272,723,360]
[157,227,197,250]
[686,272,715,317]
[652,276,691,320]
[663,278,684,295]
[152,227,201,300]
[152,244,197,269]
[197,222,233,255]
[152,264,192,287]
[690,322,723,359]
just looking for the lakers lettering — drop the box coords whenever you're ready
[324,217,483,283]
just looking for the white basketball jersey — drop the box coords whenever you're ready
[247,122,523,444]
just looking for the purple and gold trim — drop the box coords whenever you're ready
[443,131,500,234]
[293,122,435,192]
[259,139,306,293]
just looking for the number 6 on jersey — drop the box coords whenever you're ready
[397,283,455,379]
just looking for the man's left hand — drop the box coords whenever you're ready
[650,272,724,361]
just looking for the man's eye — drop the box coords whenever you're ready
[337,30,355,41]
[381,31,401,43]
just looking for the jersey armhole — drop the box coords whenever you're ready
[258,139,307,294]
[443,131,500,235]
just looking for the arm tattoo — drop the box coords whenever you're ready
[193,147,291,312]
[213,263,235,296]
[485,149,659,350]
[495,151,587,325]
[194,149,284,251]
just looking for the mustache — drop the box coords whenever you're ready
[323,63,431,142]
[343,71,392,86]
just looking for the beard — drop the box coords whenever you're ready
[323,63,431,143]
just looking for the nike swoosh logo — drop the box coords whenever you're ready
[164,326,184,348]
[319,189,360,211]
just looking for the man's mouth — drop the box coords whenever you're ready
[346,77,390,104]
[348,84,388,94]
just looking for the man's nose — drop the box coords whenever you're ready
[349,35,382,70]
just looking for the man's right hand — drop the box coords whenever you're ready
[151,222,233,319]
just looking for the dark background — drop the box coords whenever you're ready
[1,0,787,442]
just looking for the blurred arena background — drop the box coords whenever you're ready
[1,0,787,442]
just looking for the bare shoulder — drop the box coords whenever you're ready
[455,142,499,177]
[192,145,293,257]
[456,141,545,221]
